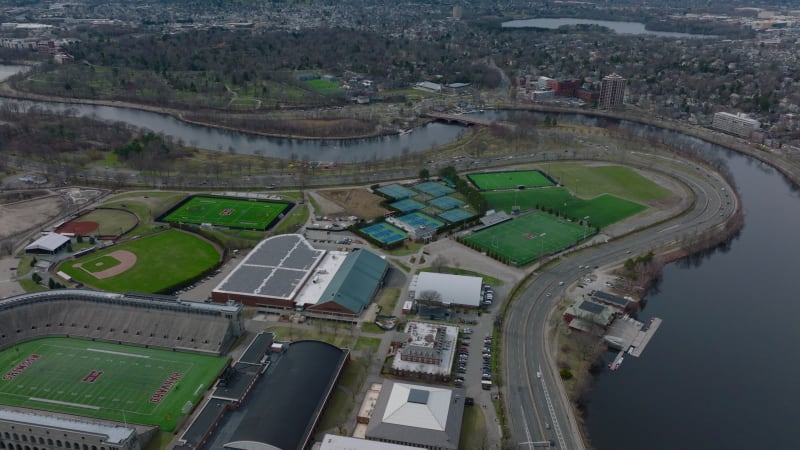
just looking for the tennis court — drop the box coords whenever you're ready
[397,212,444,230]
[463,211,592,266]
[468,170,554,191]
[414,181,455,197]
[439,208,474,223]
[390,198,425,213]
[429,195,464,210]
[376,184,416,200]
[361,222,408,245]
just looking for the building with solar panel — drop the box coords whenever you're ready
[211,234,388,319]
[563,299,617,333]
[365,380,465,450]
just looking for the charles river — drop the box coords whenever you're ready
[0,64,796,447]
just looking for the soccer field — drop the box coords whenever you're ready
[0,338,228,431]
[468,170,554,191]
[464,212,591,266]
[161,196,291,230]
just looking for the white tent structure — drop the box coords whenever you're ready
[409,272,482,307]
[25,232,70,254]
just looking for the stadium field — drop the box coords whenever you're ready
[541,163,672,202]
[160,196,290,230]
[0,338,228,431]
[468,170,554,191]
[483,188,646,228]
[464,212,591,266]
[59,230,220,293]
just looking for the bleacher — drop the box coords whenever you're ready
[0,290,244,355]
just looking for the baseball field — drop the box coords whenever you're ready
[59,229,220,293]
[0,337,228,431]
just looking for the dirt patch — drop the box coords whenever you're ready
[56,221,99,236]
[78,250,137,279]
[317,188,388,220]
[0,195,63,240]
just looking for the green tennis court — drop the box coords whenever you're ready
[463,212,591,266]
[0,338,228,431]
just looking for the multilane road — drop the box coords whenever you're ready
[502,152,737,449]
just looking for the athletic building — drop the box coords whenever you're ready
[365,380,465,450]
[408,272,483,307]
[211,235,388,318]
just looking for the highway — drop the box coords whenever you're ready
[502,151,737,449]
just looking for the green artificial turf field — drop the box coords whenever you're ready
[467,170,554,190]
[483,187,646,228]
[161,196,290,230]
[464,212,591,266]
[59,230,220,293]
[0,338,228,431]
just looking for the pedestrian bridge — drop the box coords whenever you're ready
[424,111,494,126]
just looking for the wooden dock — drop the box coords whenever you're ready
[607,316,662,371]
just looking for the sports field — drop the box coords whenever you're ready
[464,212,591,266]
[541,163,672,202]
[0,338,228,431]
[468,170,554,191]
[59,230,220,293]
[160,196,290,230]
[483,188,645,228]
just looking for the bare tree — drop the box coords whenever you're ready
[417,290,442,307]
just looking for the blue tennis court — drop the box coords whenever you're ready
[414,181,455,197]
[361,222,408,245]
[377,184,416,200]
[390,198,425,213]
[429,195,464,210]
[439,208,475,223]
[398,212,444,230]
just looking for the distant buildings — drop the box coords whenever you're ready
[598,73,626,110]
[712,112,761,138]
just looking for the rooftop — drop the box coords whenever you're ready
[0,409,135,445]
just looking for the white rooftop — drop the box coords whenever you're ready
[319,434,423,450]
[25,232,70,252]
[0,409,135,444]
[410,272,483,307]
[294,250,348,307]
[391,321,458,376]
[382,383,452,431]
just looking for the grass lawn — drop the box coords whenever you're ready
[459,404,488,449]
[59,230,220,293]
[541,163,672,202]
[267,325,355,349]
[468,170,554,190]
[483,187,645,228]
[0,337,228,431]
[376,287,400,313]
[464,211,591,266]
[161,195,290,231]
[316,357,367,435]
[73,208,139,236]
[360,322,385,334]
[304,78,343,95]
[354,337,381,352]
[271,203,309,235]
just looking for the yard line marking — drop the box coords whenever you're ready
[87,348,150,359]
[29,397,100,410]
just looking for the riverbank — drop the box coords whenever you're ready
[0,82,419,141]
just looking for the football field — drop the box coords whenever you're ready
[464,212,591,266]
[0,338,228,431]
[468,170,554,190]
[161,195,290,230]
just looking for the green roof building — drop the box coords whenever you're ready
[309,249,389,317]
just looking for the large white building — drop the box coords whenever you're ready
[712,112,761,138]
[365,380,465,450]
[408,272,483,307]
[391,321,459,379]
[598,73,626,109]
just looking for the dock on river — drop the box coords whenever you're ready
[606,317,662,371]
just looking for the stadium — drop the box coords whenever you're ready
[0,289,244,449]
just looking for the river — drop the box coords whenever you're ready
[586,150,800,448]
[0,69,795,446]
[0,97,465,162]
[502,18,713,38]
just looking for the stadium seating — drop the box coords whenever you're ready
[0,290,242,355]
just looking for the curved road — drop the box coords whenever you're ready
[503,151,738,449]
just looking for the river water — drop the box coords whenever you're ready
[586,151,800,449]
[0,97,465,161]
[501,18,713,38]
[0,64,794,446]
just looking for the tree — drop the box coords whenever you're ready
[419,168,430,180]
[417,290,442,306]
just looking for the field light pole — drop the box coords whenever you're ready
[583,216,590,241]
[538,232,547,259]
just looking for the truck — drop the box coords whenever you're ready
[481,380,492,390]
